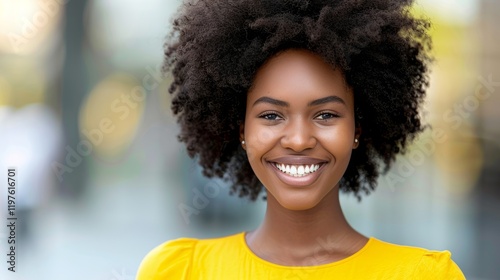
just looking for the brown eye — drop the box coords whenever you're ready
[316,112,339,120]
[259,112,283,121]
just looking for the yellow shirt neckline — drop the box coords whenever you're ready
[239,232,375,270]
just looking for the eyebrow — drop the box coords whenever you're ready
[252,95,346,108]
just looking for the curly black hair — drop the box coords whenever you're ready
[164,0,432,201]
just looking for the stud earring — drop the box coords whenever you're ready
[241,140,245,145]
[354,139,358,143]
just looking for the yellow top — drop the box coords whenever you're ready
[136,232,465,279]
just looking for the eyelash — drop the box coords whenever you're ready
[258,111,340,121]
[259,111,283,121]
[315,111,340,120]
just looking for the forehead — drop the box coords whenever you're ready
[248,49,353,107]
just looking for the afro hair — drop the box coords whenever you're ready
[163,0,432,201]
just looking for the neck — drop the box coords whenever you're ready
[246,187,366,266]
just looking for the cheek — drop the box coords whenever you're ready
[317,125,355,155]
[320,129,351,144]
[244,125,277,162]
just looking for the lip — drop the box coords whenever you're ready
[267,161,327,187]
[267,156,328,165]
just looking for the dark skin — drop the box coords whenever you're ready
[240,49,367,266]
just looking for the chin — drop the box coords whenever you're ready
[273,193,324,211]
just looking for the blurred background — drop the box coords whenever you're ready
[0,0,498,279]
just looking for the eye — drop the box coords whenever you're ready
[259,112,283,121]
[315,111,339,120]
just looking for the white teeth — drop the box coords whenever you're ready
[273,163,323,177]
[297,166,304,175]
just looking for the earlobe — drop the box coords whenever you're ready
[353,126,362,149]
[239,123,246,149]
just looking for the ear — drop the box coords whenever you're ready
[239,123,246,149]
[353,126,362,149]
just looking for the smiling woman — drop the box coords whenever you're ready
[136,0,465,279]
[242,49,358,211]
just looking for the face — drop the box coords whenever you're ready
[240,49,360,211]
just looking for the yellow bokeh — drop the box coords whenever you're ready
[79,73,146,159]
[0,75,12,106]
[410,2,483,195]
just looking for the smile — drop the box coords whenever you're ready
[272,163,322,177]
[267,160,328,187]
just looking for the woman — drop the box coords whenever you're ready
[137,0,465,278]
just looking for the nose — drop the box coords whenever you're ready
[280,117,317,152]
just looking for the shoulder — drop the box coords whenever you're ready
[135,233,244,280]
[368,238,465,279]
[412,250,466,279]
[135,237,198,280]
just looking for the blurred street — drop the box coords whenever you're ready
[0,0,499,279]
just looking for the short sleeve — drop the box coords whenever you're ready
[135,238,197,280]
[412,250,466,279]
